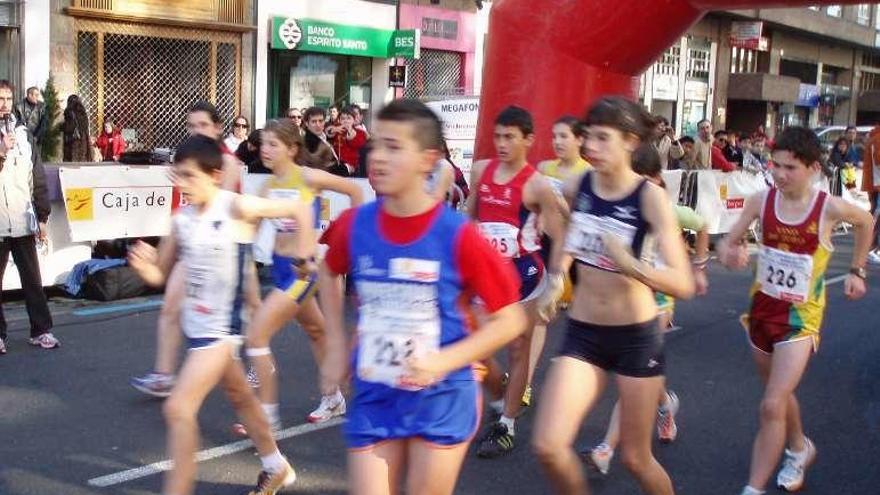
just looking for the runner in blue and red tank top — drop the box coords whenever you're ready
[319,99,526,495]
[468,106,567,458]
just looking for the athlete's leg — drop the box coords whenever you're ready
[348,441,406,495]
[502,301,537,421]
[751,348,806,453]
[295,296,327,371]
[602,401,622,449]
[155,264,185,375]
[222,355,281,456]
[243,263,262,319]
[747,339,813,490]
[482,356,506,406]
[405,440,470,495]
[162,342,234,495]
[527,323,547,389]
[246,290,301,410]
[532,356,607,495]
[616,374,673,495]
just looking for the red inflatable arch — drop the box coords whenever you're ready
[475,0,862,162]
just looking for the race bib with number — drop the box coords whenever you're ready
[479,222,520,258]
[756,246,814,303]
[267,188,301,232]
[564,212,637,271]
[356,282,441,390]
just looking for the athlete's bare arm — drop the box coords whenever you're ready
[305,168,365,207]
[129,235,178,288]
[467,159,491,219]
[717,192,764,270]
[826,196,872,299]
[403,302,526,388]
[527,175,565,272]
[317,263,349,393]
[220,153,243,191]
[604,182,695,299]
[234,195,316,260]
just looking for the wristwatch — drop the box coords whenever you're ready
[849,266,867,280]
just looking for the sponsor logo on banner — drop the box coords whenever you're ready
[65,188,94,221]
[389,258,440,283]
[726,198,745,209]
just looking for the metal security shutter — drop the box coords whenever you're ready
[75,19,241,151]
[404,49,463,99]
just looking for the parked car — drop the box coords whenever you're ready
[813,125,873,152]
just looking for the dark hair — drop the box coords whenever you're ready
[495,106,534,136]
[26,86,39,94]
[340,105,358,118]
[304,106,326,121]
[187,100,221,124]
[678,136,695,146]
[631,143,662,178]
[654,115,669,126]
[376,98,444,150]
[584,96,653,141]
[263,118,304,150]
[714,130,728,139]
[232,115,249,126]
[175,134,224,173]
[0,79,14,93]
[845,125,857,133]
[772,126,822,166]
[833,136,849,151]
[697,119,711,127]
[248,129,262,147]
[554,115,585,137]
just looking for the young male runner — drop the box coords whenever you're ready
[128,135,312,495]
[318,99,526,494]
[468,106,566,458]
[718,127,872,495]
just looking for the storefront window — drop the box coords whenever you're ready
[857,4,871,25]
[826,5,842,17]
[0,27,19,88]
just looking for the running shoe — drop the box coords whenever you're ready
[28,332,60,349]
[246,366,261,389]
[476,422,515,458]
[739,487,765,495]
[656,390,680,443]
[582,442,614,475]
[776,437,816,492]
[868,251,880,266]
[0,337,6,355]
[130,372,175,398]
[246,460,297,495]
[521,384,533,408]
[307,393,346,423]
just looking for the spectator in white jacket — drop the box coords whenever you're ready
[0,80,55,355]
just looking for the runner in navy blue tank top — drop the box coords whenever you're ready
[532,97,696,495]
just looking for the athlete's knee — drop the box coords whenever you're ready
[532,433,566,465]
[619,447,654,474]
[759,395,788,422]
[163,395,195,423]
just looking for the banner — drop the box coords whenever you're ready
[272,17,420,58]
[426,97,479,180]
[59,166,179,242]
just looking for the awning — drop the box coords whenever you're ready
[727,73,800,103]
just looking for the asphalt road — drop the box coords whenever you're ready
[1,234,879,495]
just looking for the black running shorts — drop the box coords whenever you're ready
[559,318,665,378]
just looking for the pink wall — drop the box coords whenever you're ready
[399,4,477,93]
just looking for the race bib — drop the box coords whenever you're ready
[564,212,637,271]
[479,222,520,258]
[356,283,440,390]
[267,188,300,232]
[757,246,814,303]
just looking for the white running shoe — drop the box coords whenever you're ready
[867,251,880,266]
[585,442,614,475]
[739,486,765,495]
[307,392,346,424]
[657,390,680,443]
[776,437,816,492]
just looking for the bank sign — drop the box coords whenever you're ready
[272,17,420,59]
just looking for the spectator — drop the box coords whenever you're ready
[691,119,734,172]
[328,105,340,126]
[350,103,370,138]
[235,129,270,174]
[326,105,343,140]
[862,124,880,264]
[13,86,47,165]
[223,115,249,153]
[286,108,303,130]
[721,131,744,166]
[843,125,863,166]
[0,79,56,354]
[297,106,339,172]
[62,94,90,162]
[669,135,695,169]
[95,119,127,162]
[652,116,684,169]
[331,105,368,176]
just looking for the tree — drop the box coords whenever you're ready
[40,74,62,162]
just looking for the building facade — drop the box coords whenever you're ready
[642,4,880,138]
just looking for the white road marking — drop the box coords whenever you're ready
[87,417,344,487]
[826,273,849,286]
